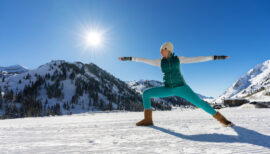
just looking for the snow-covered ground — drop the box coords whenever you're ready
[246,88,270,102]
[0,108,270,154]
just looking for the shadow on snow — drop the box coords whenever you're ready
[150,125,270,149]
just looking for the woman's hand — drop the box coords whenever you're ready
[118,57,132,61]
[214,55,230,60]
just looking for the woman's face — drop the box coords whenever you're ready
[160,48,169,58]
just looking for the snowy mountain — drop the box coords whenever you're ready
[0,60,180,119]
[0,65,29,78]
[215,59,270,103]
[126,79,214,101]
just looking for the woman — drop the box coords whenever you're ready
[118,42,234,127]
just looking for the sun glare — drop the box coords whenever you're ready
[85,31,102,47]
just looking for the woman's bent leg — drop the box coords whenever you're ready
[173,85,216,115]
[137,86,173,126]
[142,86,174,109]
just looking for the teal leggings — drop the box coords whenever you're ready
[142,84,217,115]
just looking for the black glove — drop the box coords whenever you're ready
[214,55,227,60]
[121,57,132,61]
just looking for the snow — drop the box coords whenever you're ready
[0,108,269,153]
[0,60,60,93]
[238,103,257,109]
[85,68,100,82]
[0,64,29,73]
[245,87,270,102]
[0,64,29,79]
[112,84,119,93]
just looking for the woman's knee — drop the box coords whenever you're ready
[142,88,152,98]
[193,100,216,115]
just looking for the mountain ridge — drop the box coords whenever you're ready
[214,59,270,103]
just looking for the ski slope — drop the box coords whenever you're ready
[0,107,270,154]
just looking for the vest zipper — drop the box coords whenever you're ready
[168,59,173,88]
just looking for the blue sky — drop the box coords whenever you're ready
[0,0,270,97]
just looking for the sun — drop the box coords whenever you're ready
[76,23,111,53]
[85,31,102,47]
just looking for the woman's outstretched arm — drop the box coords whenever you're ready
[178,55,229,64]
[132,57,161,67]
[118,57,161,67]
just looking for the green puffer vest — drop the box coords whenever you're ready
[161,53,186,88]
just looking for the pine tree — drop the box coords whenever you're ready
[88,99,92,107]
[99,99,104,110]
[82,102,85,110]
[54,103,61,115]
[6,89,14,101]
[69,71,75,80]
[109,100,113,110]
[15,91,23,102]
[0,87,2,109]
[25,73,31,80]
